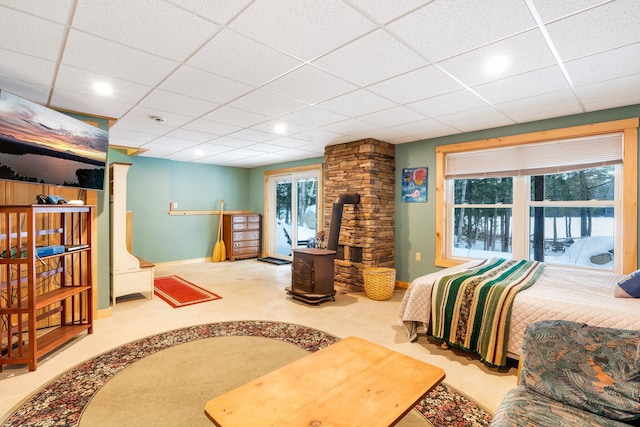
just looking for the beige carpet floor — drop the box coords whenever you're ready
[0,260,517,421]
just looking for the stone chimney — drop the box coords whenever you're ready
[323,138,395,291]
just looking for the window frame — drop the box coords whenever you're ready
[435,118,639,273]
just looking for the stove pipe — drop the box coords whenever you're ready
[326,193,360,252]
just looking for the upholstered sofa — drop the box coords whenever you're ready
[491,320,640,426]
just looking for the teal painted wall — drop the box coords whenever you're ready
[107,149,250,265]
[395,104,640,284]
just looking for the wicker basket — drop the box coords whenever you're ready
[363,267,396,301]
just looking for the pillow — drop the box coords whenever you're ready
[615,270,640,298]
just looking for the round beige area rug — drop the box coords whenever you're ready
[1,321,491,427]
[80,335,428,426]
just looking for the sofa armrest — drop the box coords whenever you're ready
[520,320,640,422]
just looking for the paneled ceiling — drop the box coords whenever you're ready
[1,0,639,168]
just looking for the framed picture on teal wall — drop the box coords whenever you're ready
[402,167,428,202]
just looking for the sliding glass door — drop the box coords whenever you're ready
[266,166,321,260]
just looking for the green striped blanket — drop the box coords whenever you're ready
[431,258,546,367]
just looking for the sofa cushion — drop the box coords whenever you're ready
[490,385,632,427]
[521,320,640,422]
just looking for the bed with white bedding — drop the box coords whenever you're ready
[398,260,640,360]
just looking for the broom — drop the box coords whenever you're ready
[212,200,226,262]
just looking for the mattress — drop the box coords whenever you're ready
[398,261,640,359]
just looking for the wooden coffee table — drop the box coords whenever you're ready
[204,336,445,426]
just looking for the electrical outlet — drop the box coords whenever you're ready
[172,202,178,210]
[415,252,421,261]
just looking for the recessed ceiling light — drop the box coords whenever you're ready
[194,149,204,156]
[274,123,287,134]
[93,81,113,96]
[485,55,509,74]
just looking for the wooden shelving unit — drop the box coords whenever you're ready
[0,204,93,371]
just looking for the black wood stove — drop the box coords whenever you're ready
[286,193,360,304]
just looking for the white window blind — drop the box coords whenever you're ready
[445,133,624,179]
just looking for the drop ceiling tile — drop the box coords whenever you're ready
[137,145,181,158]
[163,128,217,143]
[389,0,536,61]
[143,136,201,150]
[386,135,416,144]
[349,127,411,142]
[357,106,426,128]
[55,65,152,104]
[367,65,463,104]
[62,30,178,86]
[125,105,195,127]
[278,106,348,128]
[202,106,270,128]
[198,148,260,162]
[0,49,56,87]
[243,142,288,153]
[229,128,277,143]
[140,89,219,118]
[228,89,307,118]
[0,8,65,61]
[437,29,557,87]
[546,0,640,61]
[295,143,328,155]
[511,104,585,124]
[565,43,640,87]
[49,88,133,118]
[575,73,640,110]
[0,78,49,104]
[207,136,256,148]
[323,118,380,136]
[436,107,514,131]
[317,89,397,117]
[407,90,488,117]
[348,0,431,24]
[108,127,158,146]
[267,147,319,158]
[229,0,376,61]
[182,118,240,136]
[496,89,582,121]
[73,0,219,61]
[190,142,234,155]
[165,144,232,162]
[263,65,357,104]
[218,154,286,167]
[314,29,426,86]
[264,136,313,148]
[163,0,253,24]
[291,128,345,144]
[531,0,611,22]
[111,118,173,136]
[251,120,309,137]
[188,29,303,87]
[0,0,75,23]
[159,66,253,105]
[473,66,570,105]
[390,118,459,140]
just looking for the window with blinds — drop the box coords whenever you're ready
[434,119,638,274]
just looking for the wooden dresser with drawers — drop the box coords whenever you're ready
[222,213,262,261]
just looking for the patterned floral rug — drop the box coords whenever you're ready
[1,321,492,426]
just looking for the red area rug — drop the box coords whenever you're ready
[154,275,221,308]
